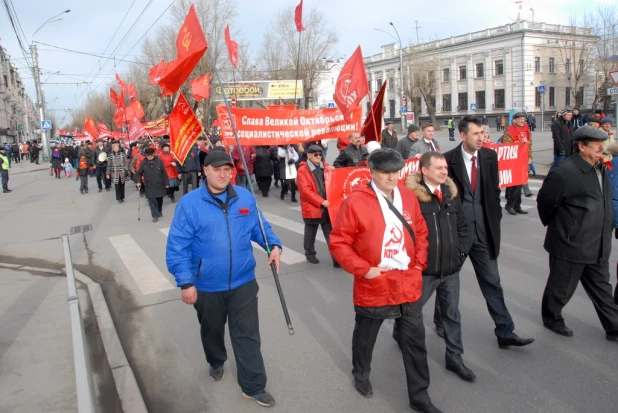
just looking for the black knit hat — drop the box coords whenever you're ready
[368,148,405,172]
[407,124,420,134]
[144,147,156,155]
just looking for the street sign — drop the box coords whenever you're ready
[41,120,52,130]
[470,103,477,111]
[538,85,545,93]
[401,93,407,106]
[17,124,22,131]
[610,71,618,86]
[231,98,237,107]
[608,87,618,96]
[513,102,518,107]
[401,106,407,114]
[327,102,335,108]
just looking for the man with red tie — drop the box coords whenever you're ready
[442,116,535,349]
[409,123,440,159]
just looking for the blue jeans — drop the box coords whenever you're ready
[550,155,568,172]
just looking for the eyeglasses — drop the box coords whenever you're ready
[311,153,323,158]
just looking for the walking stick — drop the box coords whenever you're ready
[208,48,294,335]
[137,188,141,221]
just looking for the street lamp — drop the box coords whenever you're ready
[374,24,406,132]
[30,9,70,160]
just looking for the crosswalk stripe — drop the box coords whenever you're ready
[109,234,175,295]
[159,227,308,265]
[289,206,302,212]
[262,211,327,243]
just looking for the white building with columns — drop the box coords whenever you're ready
[364,21,597,129]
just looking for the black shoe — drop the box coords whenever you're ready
[525,193,534,197]
[410,401,443,413]
[543,323,573,337]
[274,182,279,187]
[98,188,103,192]
[118,200,122,204]
[436,327,445,339]
[3,189,10,193]
[306,256,319,264]
[159,212,163,217]
[607,334,618,342]
[497,335,535,349]
[446,363,476,382]
[80,189,84,194]
[106,188,111,192]
[514,208,528,214]
[333,261,341,268]
[209,365,224,381]
[280,192,284,200]
[171,197,176,203]
[152,217,158,223]
[242,391,275,407]
[354,379,373,398]
[291,197,297,203]
[505,206,517,215]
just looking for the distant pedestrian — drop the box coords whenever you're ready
[502,112,532,215]
[179,144,201,195]
[277,145,298,202]
[600,117,616,163]
[0,145,11,193]
[448,117,455,140]
[500,116,506,131]
[51,146,63,179]
[11,142,20,164]
[394,124,421,159]
[381,121,398,149]
[106,141,130,203]
[77,156,89,194]
[94,140,111,192]
[159,143,180,203]
[550,109,573,172]
[62,158,72,178]
[135,147,169,223]
[254,145,277,197]
[495,116,501,132]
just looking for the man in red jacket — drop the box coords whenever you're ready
[330,149,441,413]
[296,145,339,266]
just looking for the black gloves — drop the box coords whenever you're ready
[614,227,618,240]
[287,159,295,165]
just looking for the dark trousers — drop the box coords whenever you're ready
[542,255,618,335]
[166,186,175,199]
[256,176,272,196]
[147,197,163,217]
[448,128,454,138]
[505,185,522,209]
[12,153,20,163]
[303,221,332,259]
[115,183,125,201]
[96,166,111,189]
[353,301,430,405]
[194,279,266,395]
[1,170,8,189]
[182,171,198,195]
[79,175,88,191]
[436,241,515,339]
[281,179,296,199]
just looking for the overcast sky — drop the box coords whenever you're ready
[0,0,605,125]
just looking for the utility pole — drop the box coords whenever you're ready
[30,43,49,160]
[415,21,421,45]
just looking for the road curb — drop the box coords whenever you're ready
[72,269,148,413]
[10,167,49,175]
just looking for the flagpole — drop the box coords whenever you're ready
[207,47,295,336]
[368,92,380,144]
[293,31,302,107]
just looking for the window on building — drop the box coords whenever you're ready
[389,100,396,119]
[565,59,571,74]
[535,57,541,73]
[443,68,450,81]
[494,89,505,109]
[366,102,371,114]
[577,87,584,106]
[495,60,504,76]
[579,59,584,73]
[475,91,486,110]
[389,77,394,90]
[458,93,468,111]
[376,79,382,90]
[549,58,555,73]
[459,66,467,80]
[476,63,484,78]
[549,87,555,106]
[565,87,571,106]
[443,94,452,111]
[535,89,542,107]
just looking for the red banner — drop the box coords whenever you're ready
[294,0,305,32]
[128,115,147,143]
[190,73,210,100]
[141,116,170,137]
[334,46,368,119]
[126,99,145,120]
[224,25,238,70]
[217,106,362,146]
[149,59,164,85]
[84,117,99,140]
[361,81,386,143]
[113,90,126,128]
[128,83,137,102]
[169,93,204,165]
[110,88,118,105]
[325,143,529,224]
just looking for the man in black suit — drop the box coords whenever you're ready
[440,115,534,349]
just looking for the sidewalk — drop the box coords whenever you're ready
[0,267,77,413]
[6,158,49,175]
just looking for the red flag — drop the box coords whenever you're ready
[190,73,210,100]
[169,92,204,165]
[109,88,118,105]
[84,117,99,140]
[158,4,208,96]
[334,46,369,119]
[149,59,165,85]
[361,81,386,143]
[130,99,145,120]
[113,90,126,128]
[128,83,137,101]
[116,74,129,95]
[128,115,147,143]
[224,25,238,69]
[57,128,68,136]
[294,0,306,32]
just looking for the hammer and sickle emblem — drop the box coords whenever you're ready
[384,226,403,248]
[203,78,208,85]
[182,28,192,51]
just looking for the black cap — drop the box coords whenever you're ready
[573,125,608,142]
[204,150,234,168]
[307,144,323,154]
[407,124,420,134]
[161,142,170,149]
[587,116,601,124]
[385,120,394,125]
[513,112,526,119]
[144,147,156,155]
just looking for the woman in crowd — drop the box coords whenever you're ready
[278,145,299,202]
[106,141,130,203]
[254,145,277,197]
[51,145,63,179]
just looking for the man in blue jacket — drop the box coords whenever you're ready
[166,149,282,408]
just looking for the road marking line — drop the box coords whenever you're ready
[262,211,326,243]
[159,227,308,265]
[109,234,175,295]
[289,206,302,212]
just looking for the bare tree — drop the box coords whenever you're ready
[257,5,337,108]
[591,5,618,112]
[403,49,440,128]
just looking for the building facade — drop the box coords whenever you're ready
[314,58,342,109]
[364,21,597,129]
[0,42,39,144]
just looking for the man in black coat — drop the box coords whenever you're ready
[393,152,475,382]
[537,126,618,341]
[333,132,368,168]
[254,146,277,197]
[550,109,573,172]
[442,115,534,349]
[380,121,398,149]
[179,144,201,195]
[136,147,169,222]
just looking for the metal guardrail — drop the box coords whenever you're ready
[62,235,97,413]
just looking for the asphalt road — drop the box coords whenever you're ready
[1,141,617,413]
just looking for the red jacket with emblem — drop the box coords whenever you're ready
[296,161,331,219]
[329,184,429,307]
[159,152,179,179]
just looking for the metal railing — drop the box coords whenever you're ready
[62,235,97,413]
